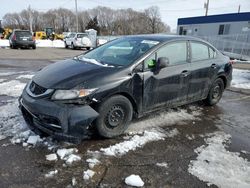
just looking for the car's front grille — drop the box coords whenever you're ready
[29,81,47,95]
[26,81,54,98]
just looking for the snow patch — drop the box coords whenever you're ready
[188,132,250,188]
[100,129,168,156]
[0,39,10,47]
[45,170,58,178]
[125,174,144,187]
[26,135,42,145]
[86,158,100,169]
[36,40,65,48]
[0,80,26,97]
[16,74,34,79]
[46,153,58,161]
[0,100,28,139]
[127,107,201,133]
[231,69,250,89]
[83,169,95,180]
[0,79,6,83]
[57,148,81,164]
[156,162,168,168]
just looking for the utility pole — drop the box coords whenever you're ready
[205,0,209,16]
[75,0,78,32]
[28,5,33,32]
[238,4,241,13]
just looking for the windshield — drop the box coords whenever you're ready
[78,37,160,67]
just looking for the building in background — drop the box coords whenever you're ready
[177,12,250,36]
[177,12,250,60]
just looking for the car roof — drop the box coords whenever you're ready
[14,29,31,32]
[124,34,204,43]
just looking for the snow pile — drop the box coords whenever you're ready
[127,107,201,133]
[0,79,6,83]
[0,101,28,139]
[46,153,58,161]
[100,129,168,156]
[36,40,65,48]
[57,148,81,165]
[188,132,250,188]
[17,74,34,79]
[125,174,144,187]
[83,169,95,180]
[231,69,250,89]
[86,158,100,169]
[0,39,9,47]
[0,80,26,97]
[45,169,58,178]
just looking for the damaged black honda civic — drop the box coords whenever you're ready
[19,35,232,143]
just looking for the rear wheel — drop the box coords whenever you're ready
[204,78,224,106]
[94,95,133,138]
[86,47,90,50]
[32,45,36,49]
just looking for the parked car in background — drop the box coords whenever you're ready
[19,35,232,143]
[64,32,92,50]
[9,30,36,49]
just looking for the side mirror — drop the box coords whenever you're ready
[157,57,169,69]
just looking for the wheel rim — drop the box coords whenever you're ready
[212,85,221,99]
[105,105,125,129]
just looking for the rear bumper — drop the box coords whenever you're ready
[19,90,99,143]
[12,41,35,48]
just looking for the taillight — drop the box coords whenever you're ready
[13,34,16,40]
[229,60,234,65]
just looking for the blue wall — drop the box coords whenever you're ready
[178,12,250,25]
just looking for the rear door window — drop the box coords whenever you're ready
[16,31,32,37]
[191,42,209,61]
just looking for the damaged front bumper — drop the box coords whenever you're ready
[19,90,99,143]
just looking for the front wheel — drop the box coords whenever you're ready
[94,95,133,138]
[71,43,75,50]
[204,78,224,106]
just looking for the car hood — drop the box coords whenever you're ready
[33,59,117,89]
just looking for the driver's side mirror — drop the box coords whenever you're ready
[157,57,169,69]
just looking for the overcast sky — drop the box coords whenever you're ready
[0,0,249,31]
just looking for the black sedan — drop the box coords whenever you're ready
[19,35,232,143]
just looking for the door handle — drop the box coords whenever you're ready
[181,70,190,77]
[211,64,217,69]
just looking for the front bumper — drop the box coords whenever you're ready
[19,90,99,143]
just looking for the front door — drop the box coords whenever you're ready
[142,41,191,111]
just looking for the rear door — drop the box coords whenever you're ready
[142,41,191,111]
[188,41,218,101]
[16,31,32,42]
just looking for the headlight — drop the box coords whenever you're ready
[51,88,97,100]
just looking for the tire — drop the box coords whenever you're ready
[32,45,36,49]
[65,42,68,48]
[86,47,90,50]
[94,95,133,138]
[204,78,224,106]
[71,43,75,50]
